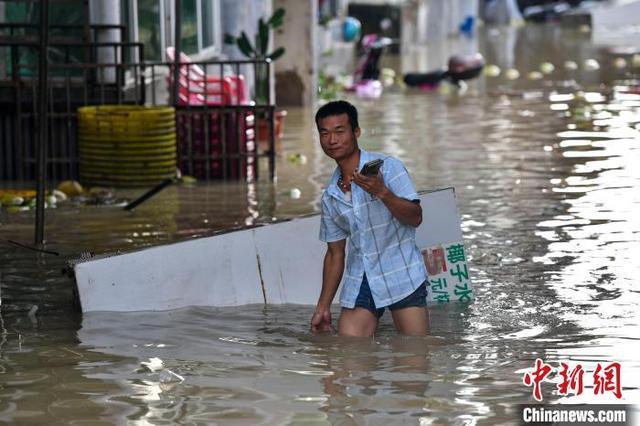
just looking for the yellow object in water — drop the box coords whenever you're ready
[528,71,543,80]
[0,194,25,206]
[539,62,555,74]
[438,83,451,95]
[505,69,520,80]
[57,180,84,197]
[286,153,308,165]
[0,189,36,199]
[5,205,30,213]
[484,64,501,77]
[180,175,197,185]
[77,106,177,188]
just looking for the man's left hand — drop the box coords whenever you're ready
[352,171,389,199]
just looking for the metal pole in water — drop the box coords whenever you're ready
[35,0,50,245]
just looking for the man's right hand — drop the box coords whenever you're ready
[310,308,333,333]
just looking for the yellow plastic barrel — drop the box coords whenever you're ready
[77,106,177,187]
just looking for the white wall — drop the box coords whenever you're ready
[74,189,464,312]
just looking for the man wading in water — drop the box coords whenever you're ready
[310,100,430,337]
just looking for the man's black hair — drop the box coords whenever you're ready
[315,100,359,131]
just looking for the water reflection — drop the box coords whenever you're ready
[533,83,640,404]
[0,308,134,423]
[73,304,537,424]
[317,337,433,424]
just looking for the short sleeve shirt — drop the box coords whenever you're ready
[319,150,428,308]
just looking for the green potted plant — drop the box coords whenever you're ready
[224,8,286,105]
[224,8,287,152]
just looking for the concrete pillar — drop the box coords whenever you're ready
[273,0,317,107]
[89,0,120,83]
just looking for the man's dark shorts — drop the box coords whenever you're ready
[353,274,427,318]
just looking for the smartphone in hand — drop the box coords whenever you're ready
[360,159,384,176]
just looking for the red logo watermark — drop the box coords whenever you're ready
[522,359,622,401]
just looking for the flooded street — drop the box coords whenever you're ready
[1,24,639,424]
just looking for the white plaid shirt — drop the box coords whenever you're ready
[319,150,428,308]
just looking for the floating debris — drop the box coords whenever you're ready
[355,80,383,98]
[76,187,121,206]
[0,190,61,212]
[505,69,520,80]
[381,68,396,87]
[51,189,67,202]
[141,357,164,372]
[539,62,555,74]
[584,59,600,71]
[290,188,302,199]
[180,175,197,185]
[484,64,501,77]
[528,71,543,80]
[456,80,469,95]
[286,153,308,165]
[0,194,24,206]
[571,106,593,122]
[4,205,30,213]
[159,369,185,384]
[57,180,84,197]
[438,83,452,94]
[613,57,627,69]
[0,181,133,212]
[46,195,57,207]
[564,60,578,71]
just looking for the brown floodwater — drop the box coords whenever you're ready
[1,24,639,424]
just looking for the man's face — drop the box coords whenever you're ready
[317,113,361,161]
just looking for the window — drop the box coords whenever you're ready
[181,0,198,54]
[136,0,163,61]
[200,0,220,55]
[182,0,221,57]
[3,1,86,76]
[124,0,221,62]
